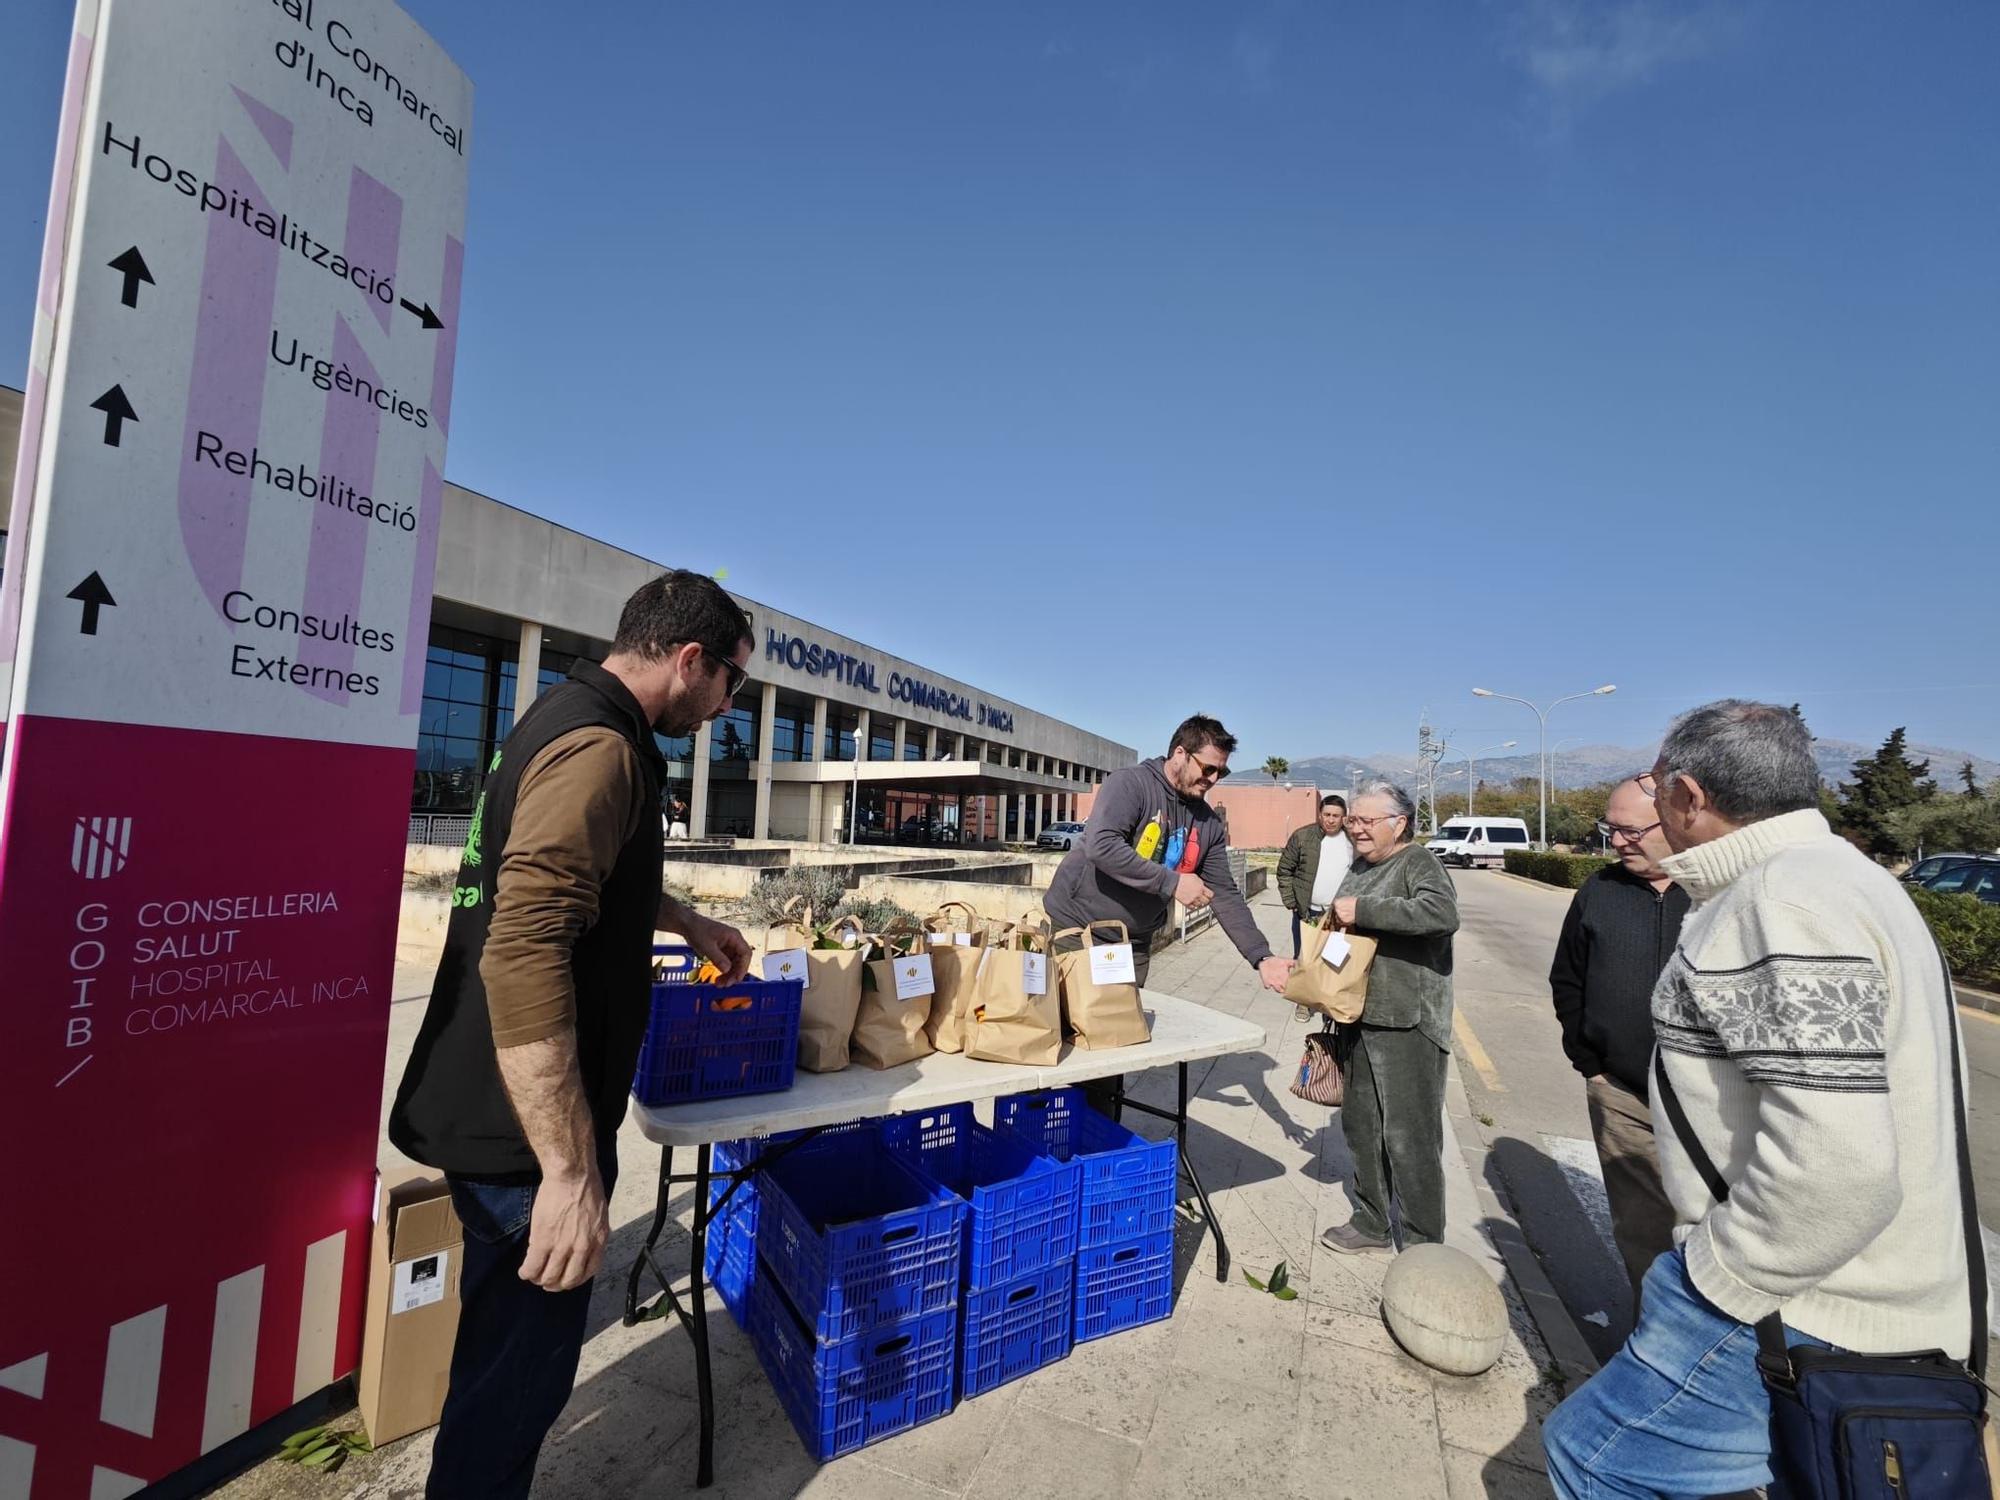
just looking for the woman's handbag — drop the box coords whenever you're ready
[1288,1021,1346,1107]
[1651,942,1993,1500]
[1281,906,1377,1023]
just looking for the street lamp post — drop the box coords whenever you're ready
[1467,740,1517,815]
[1471,685,1617,848]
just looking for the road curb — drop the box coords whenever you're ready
[1443,1054,1600,1389]
[1957,984,2000,1017]
[1477,868,1576,897]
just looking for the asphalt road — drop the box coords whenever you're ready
[1446,867,2000,1364]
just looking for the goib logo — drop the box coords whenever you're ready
[71,816,133,879]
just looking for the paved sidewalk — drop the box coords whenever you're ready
[223,892,1564,1499]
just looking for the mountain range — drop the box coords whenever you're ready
[1249,740,2000,795]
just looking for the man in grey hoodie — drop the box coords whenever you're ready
[1046,713,1294,994]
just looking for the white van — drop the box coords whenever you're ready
[1428,817,1533,868]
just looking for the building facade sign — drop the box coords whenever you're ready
[764,628,1015,736]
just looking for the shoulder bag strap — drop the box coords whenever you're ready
[1653,942,1988,1383]
[1937,943,1989,1379]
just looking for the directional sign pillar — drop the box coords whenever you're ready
[0,2,470,1494]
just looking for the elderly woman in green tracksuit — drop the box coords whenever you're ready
[1320,780,1461,1254]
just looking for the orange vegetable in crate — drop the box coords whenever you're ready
[713,994,753,1012]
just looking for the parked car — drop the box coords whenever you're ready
[1921,856,2000,904]
[1427,817,1533,869]
[1902,852,1982,885]
[1037,820,1086,851]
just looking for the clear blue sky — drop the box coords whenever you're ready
[5,1,1995,767]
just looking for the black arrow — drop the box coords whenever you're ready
[89,384,137,446]
[398,297,444,331]
[107,246,154,308]
[67,573,115,635]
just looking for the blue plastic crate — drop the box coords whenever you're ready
[704,1131,871,1326]
[880,1104,1082,1289]
[1075,1231,1174,1343]
[704,1172,758,1326]
[748,1264,956,1461]
[994,1088,1177,1249]
[958,1261,1074,1400]
[631,945,803,1106]
[758,1131,967,1344]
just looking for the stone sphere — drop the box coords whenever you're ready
[1380,1244,1508,1376]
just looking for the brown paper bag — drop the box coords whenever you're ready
[1054,920,1153,1050]
[854,921,936,1070]
[1282,908,1377,1023]
[963,917,1062,1067]
[921,901,986,1054]
[758,908,870,1072]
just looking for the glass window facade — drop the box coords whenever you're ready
[416,625,506,813]
[869,721,895,761]
[827,707,858,763]
[771,694,816,763]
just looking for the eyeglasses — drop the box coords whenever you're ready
[1345,813,1405,830]
[699,646,748,697]
[1596,819,1662,843]
[1180,754,1229,781]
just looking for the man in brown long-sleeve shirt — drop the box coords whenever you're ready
[391,570,754,1499]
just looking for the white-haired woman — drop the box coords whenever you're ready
[1321,780,1461,1254]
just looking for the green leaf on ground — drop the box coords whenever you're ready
[1242,1270,1267,1291]
[1273,1286,1299,1301]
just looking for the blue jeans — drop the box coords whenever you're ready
[426,1145,618,1500]
[1544,1247,1831,1498]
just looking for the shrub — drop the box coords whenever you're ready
[1503,850,1615,889]
[1910,888,2000,989]
[831,895,921,934]
[745,866,847,927]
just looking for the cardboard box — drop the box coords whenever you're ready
[357,1167,463,1445]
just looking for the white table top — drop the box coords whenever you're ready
[627,989,1268,1147]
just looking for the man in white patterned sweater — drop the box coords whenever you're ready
[1544,699,1977,1499]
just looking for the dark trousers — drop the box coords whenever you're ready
[1288,907,1326,960]
[1340,1025,1448,1246]
[427,1144,618,1499]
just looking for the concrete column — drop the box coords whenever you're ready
[1012,793,1026,843]
[808,784,825,845]
[955,733,967,760]
[856,707,872,762]
[691,720,713,837]
[892,718,907,761]
[514,620,544,716]
[811,695,828,765]
[752,681,778,839]
[927,725,940,759]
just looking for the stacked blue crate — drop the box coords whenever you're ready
[702,1120,880,1326]
[882,1103,1082,1399]
[995,1087,1178,1343]
[747,1131,967,1460]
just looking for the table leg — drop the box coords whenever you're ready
[691,1143,716,1487]
[1180,1062,1228,1283]
[623,1144,676,1326]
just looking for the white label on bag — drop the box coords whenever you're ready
[927,933,952,947]
[1022,952,1048,995]
[765,948,811,990]
[1089,943,1137,986]
[1320,932,1353,969]
[955,932,974,946]
[894,952,935,1001]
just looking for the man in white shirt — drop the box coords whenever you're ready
[1276,794,1353,959]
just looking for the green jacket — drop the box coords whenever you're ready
[1339,842,1459,1049]
[1276,823,1351,915]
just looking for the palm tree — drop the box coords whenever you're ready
[1262,756,1290,784]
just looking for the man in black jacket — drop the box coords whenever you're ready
[392,571,754,1499]
[1548,776,1690,1305]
